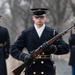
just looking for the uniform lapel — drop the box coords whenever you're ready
[34,27,48,48]
[30,26,50,48]
[30,26,39,44]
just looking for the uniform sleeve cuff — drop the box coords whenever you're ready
[19,53,26,62]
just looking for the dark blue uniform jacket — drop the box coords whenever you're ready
[10,26,69,75]
[69,34,75,66]
[0,26,10,75]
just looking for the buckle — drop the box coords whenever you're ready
[36,55,51,59]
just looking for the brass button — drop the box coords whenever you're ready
[38,55,41,59]
[38,55,40,56]
[33,72,36,74]
[41,72,44,74]
[41,61,44,64]
[32,61,35,64]
[42,52,45,55]
[39,56,41,59]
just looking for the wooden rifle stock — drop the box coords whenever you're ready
[11,63,25,75]
[12,24,75,75]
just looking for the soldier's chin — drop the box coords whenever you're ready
[38,23,43,25]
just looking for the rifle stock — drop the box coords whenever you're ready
[12,24,75,75]
[11,63,25,75]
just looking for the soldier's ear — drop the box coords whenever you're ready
[44,15,47,20]
[32,16,35,21]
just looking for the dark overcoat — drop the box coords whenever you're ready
[0,26,10,75]
[69,34,75,66]
[10,26,69,75]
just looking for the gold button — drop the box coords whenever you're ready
[38,55,40,56]
[32,61,35,64]
[38,56,41,59]
[33,72,36,74]
[42,52,45,55]
[41,72,44,74]
[38,55,41,59]
[41,61,44,64]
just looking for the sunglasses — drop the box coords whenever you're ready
[34,15,45,19]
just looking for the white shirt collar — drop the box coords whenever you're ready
[34,24,45,38]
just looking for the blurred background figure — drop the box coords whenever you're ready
[69,26,75,75]
[0,15,10,75]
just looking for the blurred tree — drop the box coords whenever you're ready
[42,0,71,31]
[69,0,75,16]
[0,0,72,42]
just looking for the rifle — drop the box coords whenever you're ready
[12,24,75,75]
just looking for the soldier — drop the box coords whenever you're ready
[0,15,10,75]
[10,8,69,75]
[69,27,75,75]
